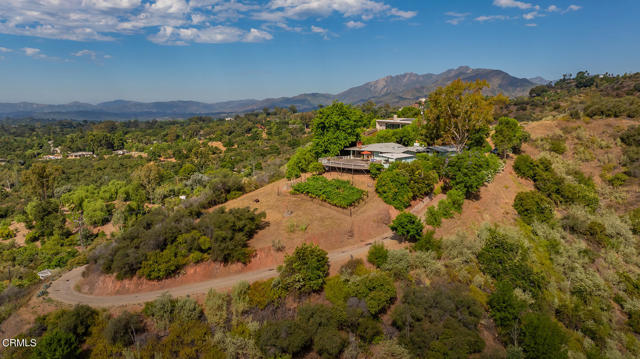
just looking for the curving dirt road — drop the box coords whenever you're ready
[49,238,393,307]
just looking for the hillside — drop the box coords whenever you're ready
[0,66,538,120]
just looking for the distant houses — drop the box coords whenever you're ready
[68,151,94,159]
[375,115,416,130]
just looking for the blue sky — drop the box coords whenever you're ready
[0,0,638,104]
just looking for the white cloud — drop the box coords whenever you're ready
[72,49,97,59]
[0,0,417,45]
[244,28,273,42]
[22,47,41,56]
[345,20,365,29]
[547,5,560,12]
[565,5,582,12]
[523,11,543,20]
[475,15,509,22]
[254,0,416,22]
[445,11,470,25]
[0,47,12,52]
[525,23,537,27]
[149,25,272,45]
[493,0,532,10]
[311,24,329,39]
[103,54,112,59]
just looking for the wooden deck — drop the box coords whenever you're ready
[320,156,372,171]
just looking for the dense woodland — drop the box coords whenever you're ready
[2,72,640,359]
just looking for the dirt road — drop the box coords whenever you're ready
[49,238,392,307]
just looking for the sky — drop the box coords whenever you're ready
[0,0,638,104]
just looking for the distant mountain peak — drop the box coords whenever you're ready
[0,66,541,121]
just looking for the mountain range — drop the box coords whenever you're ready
[0,66,546,121]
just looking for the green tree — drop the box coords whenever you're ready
[389,212,424,242]
[488,281,526,340]
[445,151,502,197]
[131,162,163,201]
[421,79,505,151]
[492,117,530,158]
[21,162,62,200]
[82,199,110,226]
[312,102,366,157]
[279,243,329,294]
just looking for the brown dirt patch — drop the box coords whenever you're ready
[207,141,226,151]
[423,158,534,238]
[6,222,29,246]
[0,295,62,339]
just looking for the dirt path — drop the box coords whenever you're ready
[48,237,394,307]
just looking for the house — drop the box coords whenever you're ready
[42,155,62,160]
[113,149,129,156]
[426,145,459,156]
[375,115,416,130]
[68,152,94,159]
[343,142,417,166]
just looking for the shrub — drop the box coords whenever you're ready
[292,176,366,208]
[381,249,411,279]
[369,163,384,179]
[279,243,329,294]
[339,258,367,277]
[313,327,347,358]
[375,169,413,209]
[513,191,555,224]
[204,289,228,327]
[349,271,397,316]
[607,172,629,187]
[514,154,538,180]
[548,139,567,154]
[488,282,526,338]
[446,189,465,213]
[392,284,485,358]
[478,226,543,296]
[425,206,442,227]
[629,208,640,235]
[520,313,568,359]
[367,242,388,268]
[414,231,442,254]
[389,212,424,242]
[248,278,281,310]
[32,329,79,359]
[104,311,145,346]
[48,305,98,340]
[325,276,350,307]
[0,226,15,240]
[437,198,455,219]
[445,151,503,197]
[256,320,311,358]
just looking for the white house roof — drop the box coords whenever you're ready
[344,143,409,153]
[379,153,415,159]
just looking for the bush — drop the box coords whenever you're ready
[520,313,568,359]
[325,276,350,307]
[513,191,555,224]
[369,163,384,179]
[292,176,366,208]
[313,327,347,358]
[488,282,526,339]
[414,231,442,254]
[104,311,145,346]
[32,329,79,359]
[514,154,538,180]
[381,249,410,279]
[446,189,465,213]
[348,271,397,316]
[629,208,640,235]
[389,212,424,242]
[548,139,567,155]
[256,320,311,358]
[279,243,329,294]
[375,169,413,210]
[425,206,442,227]
[392,284,485,358]
[367,242,388,268]
[143,293,202,330]
[0,226,15,240]
[478,226,543,296]
[607,172,629,187]
[204,289,228,327]
[445,151,503,197]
